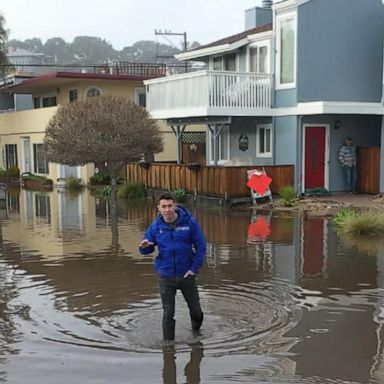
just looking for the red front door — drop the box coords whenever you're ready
[305,126,325,189]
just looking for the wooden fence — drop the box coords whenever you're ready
[127,163,294,199]
[357,147,380,194]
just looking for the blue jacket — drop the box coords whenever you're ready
[139,206,206,277]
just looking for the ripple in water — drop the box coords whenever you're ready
[29,278,303,356]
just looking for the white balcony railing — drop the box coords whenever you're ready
[145,70,273,119]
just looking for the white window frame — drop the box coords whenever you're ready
[256,124,273,158]
[85,86,102,98]
[134,87,146,107]
[208,125,230,164]
[33,143,49,175]
[246,40,271,73]
[275,11,297,89]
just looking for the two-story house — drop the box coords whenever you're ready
[0,63,167,184]
[144,0,384,194]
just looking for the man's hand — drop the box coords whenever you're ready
[184,270,195,278]
[140,239,154,248]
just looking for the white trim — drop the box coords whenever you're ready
[302,124,330,193]
[256,124,273,158]
[246,40,271,73]
[247,31,274,42]
[20,137,31,174]
[176,39,248,61]
[275,11,297,90]
[275,101,384,116]
[175,31,273,61]
[208,125,230,164]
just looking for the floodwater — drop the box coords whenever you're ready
[0,189,383,383]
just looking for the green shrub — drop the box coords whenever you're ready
[342,212,384,236]
[278,185,296,206]
[333,208,358,227]
[173,188,186,203]
[65,176,84,190]
[89,172,111,186]
[21,173,52,183]
[6,165,20,178]
[0,168,7,177]
[118,183,147,199]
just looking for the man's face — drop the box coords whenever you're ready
[158,199,177,222]
[346,139,353,146]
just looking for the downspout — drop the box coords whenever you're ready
[297,115,303,195]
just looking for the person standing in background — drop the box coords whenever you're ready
[338,137,357,195]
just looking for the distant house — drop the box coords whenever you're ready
[0,63,166,184]
[7,48,51,74]
[144,0,384,194]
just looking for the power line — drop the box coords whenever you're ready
[154,30,188,73]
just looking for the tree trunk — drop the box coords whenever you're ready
[110,174,119,256]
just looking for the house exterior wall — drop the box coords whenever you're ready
[297,0,384,103]
[230,116,273,165]
[40,80,143,105]
[274,115,299,186]
[301,114,381,192]
[0,107,93,182]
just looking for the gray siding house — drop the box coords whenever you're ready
[145,0,384,194]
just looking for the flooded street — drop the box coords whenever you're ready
[0,189,383,383]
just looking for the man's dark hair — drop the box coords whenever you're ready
[158,193,175,203]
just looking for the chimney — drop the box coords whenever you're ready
[245,3,272,30]
[262,0,273,8]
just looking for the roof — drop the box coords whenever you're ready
[176,23,273,60]
[191,23,272,52]
[4,71,158,94]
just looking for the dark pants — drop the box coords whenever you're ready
[159,276,203,341]
[344,165,357,192]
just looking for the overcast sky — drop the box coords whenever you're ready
[1,0,264,50]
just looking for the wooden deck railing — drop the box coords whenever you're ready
[127,163,294,199]
[144,70,273,119]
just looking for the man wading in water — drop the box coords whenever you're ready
[139,194,206,341]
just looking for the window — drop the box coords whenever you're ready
[69,89,78,103]
[209,125,230,163]
[256,124,272,157]
[249,42,269,73]
[4,144,17,168]
[276,12,296,88]
[86,86,102,98]
[212,56,223,70]
[135,87,146,107]
[33,97,41,109]
[42,96,57,107]
[211,53,237,71]
[33,143,49,174]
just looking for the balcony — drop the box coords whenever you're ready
[144,70,273,119]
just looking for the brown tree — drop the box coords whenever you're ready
[45,95,163,255]
[45,94,163,186]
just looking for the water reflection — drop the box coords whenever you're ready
[162,342,204,384]
[0,189,382,383]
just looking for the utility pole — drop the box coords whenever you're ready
[154,29,188,73]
